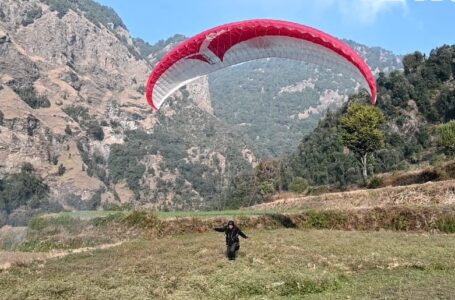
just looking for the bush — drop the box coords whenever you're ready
[437,121,455,154]
[367,176,383,189]
[57,164,66,176]
[101,202,125,211]
[436,89,455,122]
[0,164,49,214]
[21,162,34,173]
[304,211,348,229]
[92,212,124,227]
[123,211,161,231]
[13,86,51,109]
[430,154,445,167]
[108,132,148,193]
[88,122,104,141]
[64,125,72,135]
[62,105,90,123]
[42,0,70,18]
[289,177,309,193]
[434,215,455,233]
[0,110,3,125]
[22,5,42,26]
[65,193,99,210]
[258,181,275,197]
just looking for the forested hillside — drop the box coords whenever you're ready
[209,40,402,157]
[227,45,455,207]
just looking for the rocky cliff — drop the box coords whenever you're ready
[0,0,255,217]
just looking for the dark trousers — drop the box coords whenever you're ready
[227,242,240,260]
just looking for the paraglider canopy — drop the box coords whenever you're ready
[146,19,377,110]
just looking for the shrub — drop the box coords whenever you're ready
[42,0,70,18]
[434,215,455,233]
[22,5,42,26]
[437,120,455,154]
[57,164,66,176]
[13,86,50,109]
[367,176,383,189]
[0,110,4,125]
[430,154,444,167]
[64,125,72,135]
[92,212,124,226]
[21,162,34,173]
[391,214,411,231]
[101,202,125,211]
[258,181,275,197]
[88,122,104,141]
[289,177,309,193]
[304,211,348,229]
[62,105,90,123]
[0,164,49,214]
[52,155,59,165]
[436,89,455,122]
[108,133,148,193]
[123,211,161,231]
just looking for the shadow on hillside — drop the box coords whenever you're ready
[265,213,296,228]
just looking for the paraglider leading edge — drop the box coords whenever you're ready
[145,19,377,110]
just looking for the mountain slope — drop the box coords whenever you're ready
[0,0,403,224]
[208,40,402,157]
[235,45,455,205]
[0,0,255,224]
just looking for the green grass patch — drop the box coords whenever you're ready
[92,212,124,227]
[123,211,160,230]
[18,240,68,252]
[434,215,455,233]
[2,230,455,299]
[303,210,349,229]
[42,210,126,220]
[29,214,81,231]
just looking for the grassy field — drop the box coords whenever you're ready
[1,229,455,299]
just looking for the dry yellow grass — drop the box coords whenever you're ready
[252,179,455,211]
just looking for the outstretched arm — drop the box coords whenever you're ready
[238,229,248,239]
[214,226,226,232]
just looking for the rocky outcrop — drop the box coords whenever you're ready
[0,0,254,211]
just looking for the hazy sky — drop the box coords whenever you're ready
[96,0,455,55]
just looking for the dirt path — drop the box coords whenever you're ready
[0,241,125,271]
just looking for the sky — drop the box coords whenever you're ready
[96,0,455,55]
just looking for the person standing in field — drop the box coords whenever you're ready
[214,220,248,261]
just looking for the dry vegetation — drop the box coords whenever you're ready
[2,175,455,299]
[1,229,455,299]
[252,179,455,211]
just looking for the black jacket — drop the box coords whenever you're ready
[214,225,248,245]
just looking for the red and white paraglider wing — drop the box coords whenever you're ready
[146,19,377,110]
